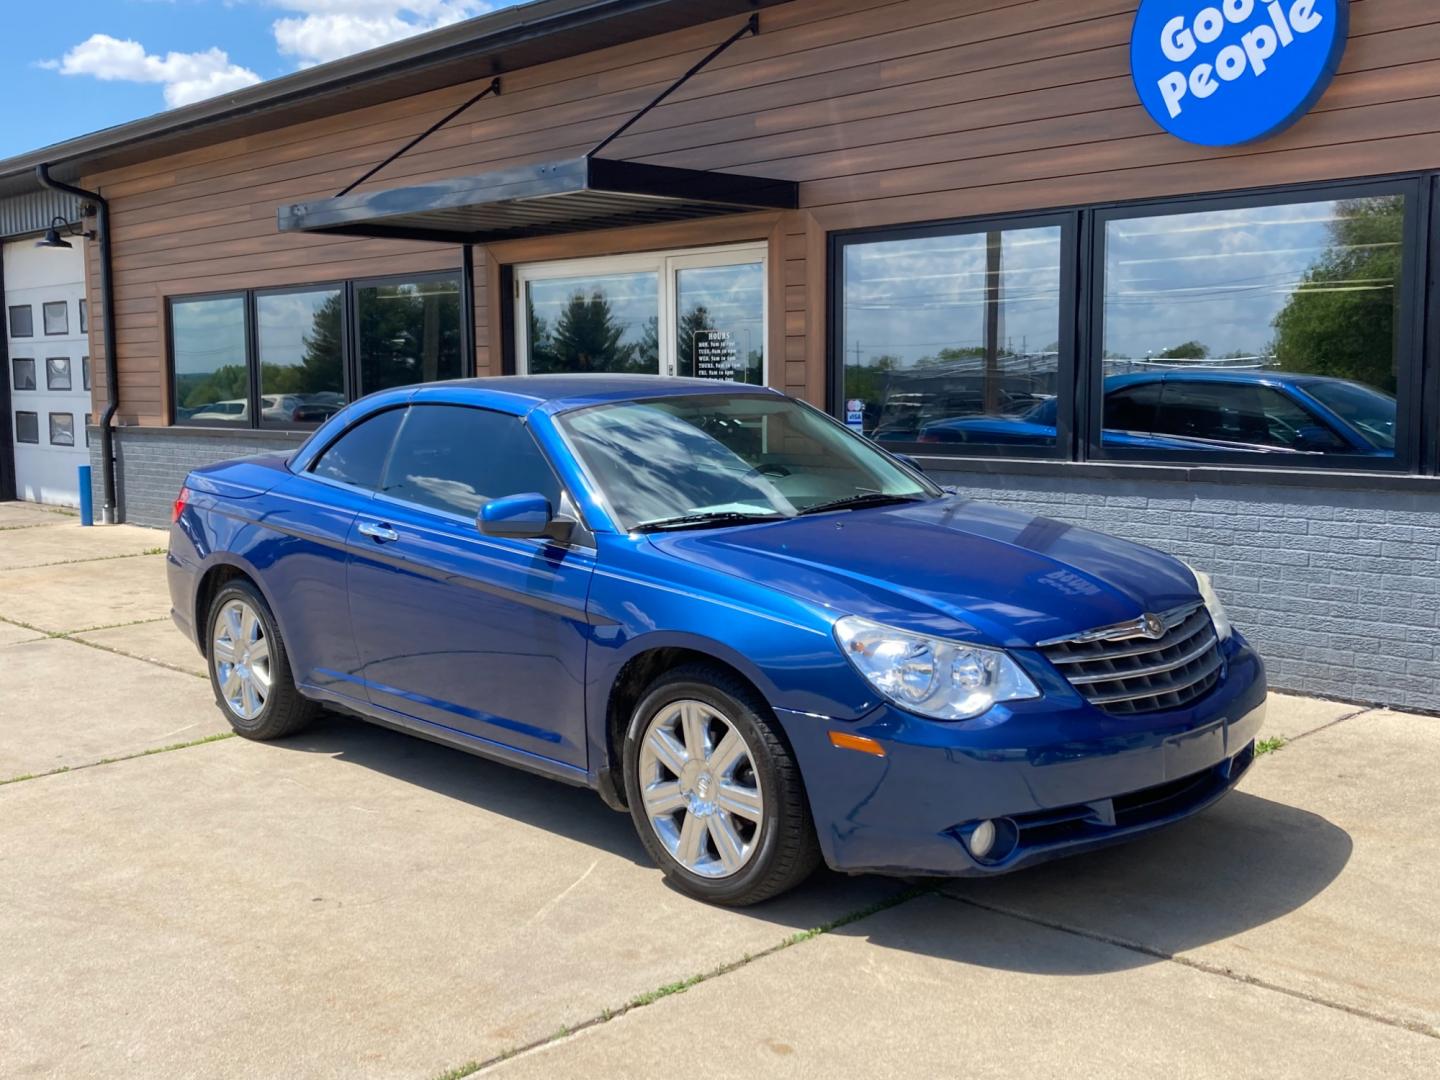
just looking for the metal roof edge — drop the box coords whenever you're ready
[0,0,778,196]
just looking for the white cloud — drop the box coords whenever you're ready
[43,33,262,108]
[271,2,492,68]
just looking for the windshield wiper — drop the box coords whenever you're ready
[635,511,789,533]
[799,492,929,516]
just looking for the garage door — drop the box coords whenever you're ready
[5,239,89,507]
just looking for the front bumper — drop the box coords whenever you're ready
[776,635,1267,877]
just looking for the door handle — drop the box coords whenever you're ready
[357,522,399,543]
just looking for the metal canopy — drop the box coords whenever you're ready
[277,156,798,245]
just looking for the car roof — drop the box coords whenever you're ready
[408,374,782,415]
[1105,368,1328,390]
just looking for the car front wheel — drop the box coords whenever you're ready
[623,664,820,906]
[206,579,316,741]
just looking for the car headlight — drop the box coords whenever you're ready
[1187,565,1233,641]
[833,615,1040,721]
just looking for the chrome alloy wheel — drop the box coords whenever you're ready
[637,699,765,879]
[212,599,271,721]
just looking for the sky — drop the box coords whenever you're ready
[0,1,526,160]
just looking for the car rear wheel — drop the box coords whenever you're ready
[206,580,316,740]
[623,664,820,906]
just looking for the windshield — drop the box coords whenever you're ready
[556,393,941,531]
[1303,380,1397,450]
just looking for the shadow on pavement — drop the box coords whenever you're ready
[272,713,1349,956]
[857,790,1353,974]
[273,710,886,921]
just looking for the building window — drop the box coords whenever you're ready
[15,411,39,443]
[9,305,33,338]
[837,220,1068,450]
[168,273,462,430]
[46,357,72,391]
[49,413,75,447]
[356,276,463,395]
[171,294,249,426]
[257,286,344,429]
[82,357,90,391]
[43,301,69,336]
[833,180,1425,474]
[1096,191,1408,463]
[12,358,36,391]
[79,299,88,335]
[515,246,768,384]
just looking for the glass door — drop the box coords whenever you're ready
[515,244,766,384]
[671,252,765,385]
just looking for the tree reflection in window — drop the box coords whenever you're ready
[357,277,463,394]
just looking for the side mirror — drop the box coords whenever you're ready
[893,453,924,473]
[478,492,574,543]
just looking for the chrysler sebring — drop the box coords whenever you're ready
[168,376,1266,905]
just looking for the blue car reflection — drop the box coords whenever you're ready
[913,370,1397,455]
[168,376,1266,906]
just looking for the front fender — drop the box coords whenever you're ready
[582,535,883,787]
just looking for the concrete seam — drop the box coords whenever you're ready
[1285,706,1378,744]
[938,893,1439,1041]
[435,884,936,1079]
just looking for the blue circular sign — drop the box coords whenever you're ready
[1131,0,1349,146]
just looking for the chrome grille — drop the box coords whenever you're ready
[1039,604,1222,715]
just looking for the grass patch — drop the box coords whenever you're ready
[143,546,167,556]
[0,731,234,788]
[1256,735,1287,756]
[431,884,933,1079]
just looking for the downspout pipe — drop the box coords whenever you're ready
[36,164,118,523]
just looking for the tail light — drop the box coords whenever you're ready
[172,486,190,523]
[917,432,939,443]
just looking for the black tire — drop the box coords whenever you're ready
[205,579,316,741]
[623,663,821,906]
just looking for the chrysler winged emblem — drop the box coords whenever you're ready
[1141,613,1166,639]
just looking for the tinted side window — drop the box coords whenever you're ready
[1153,380,1345,450]
[380,405,560,517]
[311,408,405,489]
[1104,382,1163,431]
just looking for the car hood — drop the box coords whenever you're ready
[649,496,1201,648]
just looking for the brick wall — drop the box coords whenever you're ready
[933,467,1440,715]
[90,428,304,529]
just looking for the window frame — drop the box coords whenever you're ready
[350,269,466,398]
[828,174,1435,477]
[1085,177,1425,474]
[9,304,34,338]
[166,270,465,432]
[512,242,770,385]
[48,412,75,447]
[166,290,253,430]
[253,280,349,432]
[14,410,39,443]
[828,209,1080,461]
[12,357,36,392]
[42,301,69,337]
[45,357,72,392]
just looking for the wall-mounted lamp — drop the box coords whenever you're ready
[36,214,91,250]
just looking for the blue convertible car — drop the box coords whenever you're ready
[169,376,1266,905]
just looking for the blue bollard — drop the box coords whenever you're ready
[78,464,93,526]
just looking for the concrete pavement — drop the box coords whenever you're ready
[1,502,1437,1079]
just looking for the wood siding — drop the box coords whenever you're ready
[82,0,1440,424]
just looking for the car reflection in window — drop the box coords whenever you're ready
[914,370,1396,457]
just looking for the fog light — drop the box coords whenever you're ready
[968,819,997,859]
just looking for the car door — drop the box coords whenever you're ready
[346,403,594,770]
[258,405,407,699]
